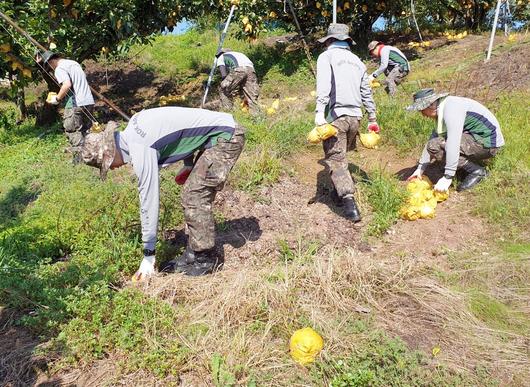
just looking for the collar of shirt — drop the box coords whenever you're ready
[327,41,350,51]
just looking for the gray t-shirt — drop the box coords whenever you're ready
[54,59,95,107]
[116,107,236,251]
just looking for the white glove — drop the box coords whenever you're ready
[407,166,423,181]
[368,74,376,82]
[434,176,452,192]
[314,112,327,126]
[132,255,156,282]
[48,95,60,105]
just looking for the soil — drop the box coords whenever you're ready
[8,34,527,386]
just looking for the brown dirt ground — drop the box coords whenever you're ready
[7,35,528,386]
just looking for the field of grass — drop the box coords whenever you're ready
[1,29,529,385]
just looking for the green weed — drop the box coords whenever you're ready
[315,331,471,386]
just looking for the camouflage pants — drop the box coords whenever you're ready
[219,67,260,114]
[383,66,408,96]
[63,106,94,149]
[426,133,498,169]
[181,125,246,251]
[322,115,360,198]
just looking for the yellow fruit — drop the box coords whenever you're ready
[370,80,381,88]
[316,124,337,140]
[101,46,109,54]
[90,122,103,133]
[242,16,249,24]
[22,68,32,78]
[408,191,426,206]
[266,107,276,115]
[0,43,11,53]
[49,42,57,50]
[271,99,280,109]
[406,177,432,192]
[50,9,57,18]
[316,2,321,9]
[362,4,368,12]
[269,11,277,18]
[462,31,468,37]
[360,132,381,149]
[244,23,252,33]
[419,203,436,219]
[46,92,58,103]
[422,189,434,201]
[241,105,249,113]
[117,19,123,29]
[310,90,316,97]
[434,190,449,202]
[289,327,324,365]
[344,2,350,9]
[307,128,321,144]
[400,205,421,221]
[231,0,240,5]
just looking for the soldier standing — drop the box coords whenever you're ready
[40,51,95,162]
[81,107,245,279]
[315,24,379,223]
[367,40,410,96]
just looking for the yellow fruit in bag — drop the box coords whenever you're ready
[316,124,337,140]
[408,190,427,206]
[307,128,321,144]
[434,190,449,202]
[419,202,436,219]
[406,177,432,192]
[289,327,324,365]
[422,189,434,201]
[46,92,58,103]
[360,132,381,149]
[400,205,421,221]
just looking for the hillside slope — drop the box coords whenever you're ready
[1,31,529,386]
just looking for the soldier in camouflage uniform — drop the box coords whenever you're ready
[367,41,410,96]
[41,51,95,162]
[81,107,245,279]
[214,49,260,115]
[315,24,379,222]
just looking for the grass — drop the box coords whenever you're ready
[1,29,529,385]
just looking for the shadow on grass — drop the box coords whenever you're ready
[0,181,41,233]
[160,216,262,266]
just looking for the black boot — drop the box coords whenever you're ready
[161,245,197,273]
[457,162,488,192]
[343,196,362,223]
[182,249,222,277]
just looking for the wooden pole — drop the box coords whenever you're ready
[0,11,130,120]
[287,0,316,77]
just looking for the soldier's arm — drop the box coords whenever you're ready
[315,54,332,113]
[360,69,377,121]
[130,144,160,252]
[372,48,389,78]
[443,103,466,177]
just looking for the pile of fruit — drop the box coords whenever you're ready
[399,177,449,221]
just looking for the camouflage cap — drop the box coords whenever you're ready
[81,121,119,180]
[367,40,381,52]
[318,23,355,45]
[406,88,449,111]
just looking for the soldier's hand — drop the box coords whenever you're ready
[314,112,327,126]
[131,254,156,282]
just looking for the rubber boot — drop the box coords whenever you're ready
[343,195,362,223]
[457,162,488,192]
[161,245,197,273]
[181,249,222,277]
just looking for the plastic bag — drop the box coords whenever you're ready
[289,327,324,365]
[307,124,337,144]
[360,132,381,149]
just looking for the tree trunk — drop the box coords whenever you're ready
[16,86,26,122]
